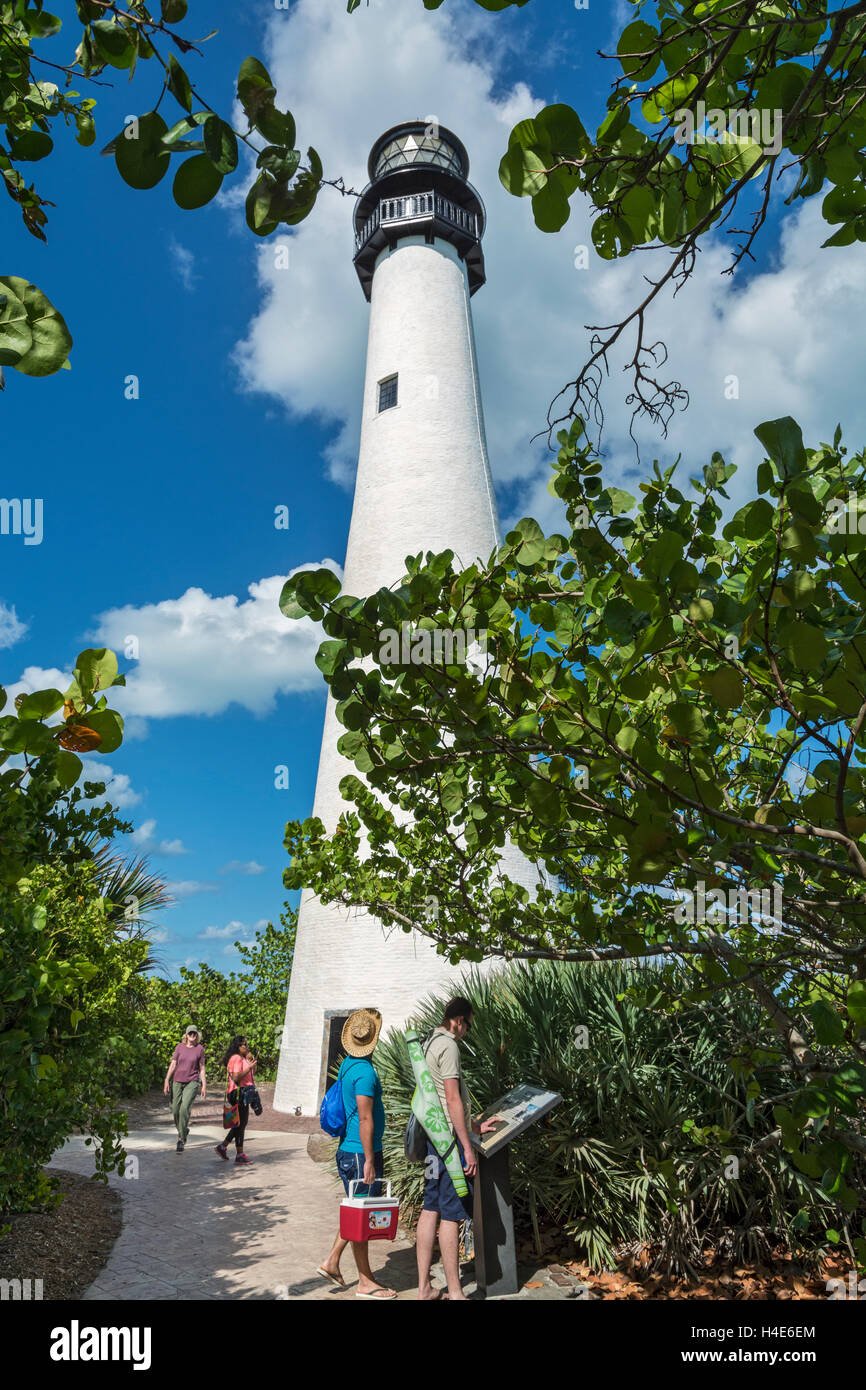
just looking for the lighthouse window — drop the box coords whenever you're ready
[378,375,398,413]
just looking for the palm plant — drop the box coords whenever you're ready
[86,839,174,999]
[375,960,853,1277]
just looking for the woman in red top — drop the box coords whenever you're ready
[215,1035,257,1165]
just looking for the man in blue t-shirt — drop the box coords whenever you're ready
[316,1008,395,1300]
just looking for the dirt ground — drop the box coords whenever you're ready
[0,1170,122,1300]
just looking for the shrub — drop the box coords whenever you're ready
[376,960,855,1276]
[0,862,149,1218]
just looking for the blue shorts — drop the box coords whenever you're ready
[423,1136,474,1222]
[336,1148,385,1197]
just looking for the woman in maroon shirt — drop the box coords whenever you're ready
[163,1025,207,1153]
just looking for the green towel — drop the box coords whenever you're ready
[406,1029,469,1198]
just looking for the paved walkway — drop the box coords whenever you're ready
[51,1126,420,1301]
[51,1108,585,1301]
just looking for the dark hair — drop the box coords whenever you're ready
[442,997,473,1025]
[221,1035,246,1069]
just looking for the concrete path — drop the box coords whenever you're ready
[51,1121,585,1301]
[51,1126,418,1301]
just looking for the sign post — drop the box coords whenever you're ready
[470,1083,563,1298]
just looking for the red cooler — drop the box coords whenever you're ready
[339,1179,400,1242]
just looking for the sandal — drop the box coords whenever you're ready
[316,1266,347,1288]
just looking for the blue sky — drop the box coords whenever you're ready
[3,0,865,975]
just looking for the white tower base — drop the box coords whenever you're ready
[275,127,530,1115]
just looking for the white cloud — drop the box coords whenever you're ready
[89,565,341,720]
[197,917,268,952]
[165,880,220,899]
[233,0,866,532]
[199,920,248,940]
[220,860,267,876]
[131,818,189,857]
[0,602,27,650]
[169,237,198,291]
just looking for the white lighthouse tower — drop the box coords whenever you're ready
[275,122,518,1115]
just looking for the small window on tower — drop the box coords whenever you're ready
[378,375,398,413]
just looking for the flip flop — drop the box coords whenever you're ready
[356,1287,397,1300]
[316,1266,347,1288]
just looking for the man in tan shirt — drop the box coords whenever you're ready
[417,996,500,1301]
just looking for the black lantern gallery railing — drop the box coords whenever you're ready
[354,190,480,257]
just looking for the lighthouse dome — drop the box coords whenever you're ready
[369,122,469,182]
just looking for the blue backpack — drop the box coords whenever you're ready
[320,1058,362,1138]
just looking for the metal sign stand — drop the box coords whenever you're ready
[473,1145,519,1297]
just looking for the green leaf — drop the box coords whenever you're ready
[315,641,346,677]
[92,19,136,70]
[643,530,683,581]
[666,702,706,742]
[1,717,55,757]
[526,777,561,824]
[167,55,193,112]
[753,417,806,478]
[202,117,239,175]
[535,104,590,159]
[0,278,73,377]
[25,9,63,37]
[256,146,301,182]
[822,223,857,249]
[499,143,549,198]
[80,709,124,755]
[8,130,54,162]
[724,498,774,542]
[16,689,64,721]
[847,981,866,1026]
[238,56,276,124]
[0,283,32,367]
[784,622,827,670]
[74,649,118,697]
[809,999,845,1045]
[700,668,744,710]
[617,21,660,81]
[255,107,296,148]
[822,181,866,225]
[54,750,83,790]
[75,111,96,148]
[532,179,570,232]
[245,173,280,236]
[173,155,224,210]
[161,0,188,20]
[115,111,170,191]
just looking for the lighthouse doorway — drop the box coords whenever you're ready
[317,1009,359,1104]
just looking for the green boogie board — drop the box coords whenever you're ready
[405,1029,468,1199]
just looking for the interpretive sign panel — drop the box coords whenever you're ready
[471,1083,563,1158]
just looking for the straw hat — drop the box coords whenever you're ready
[341,1008,382,1058]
